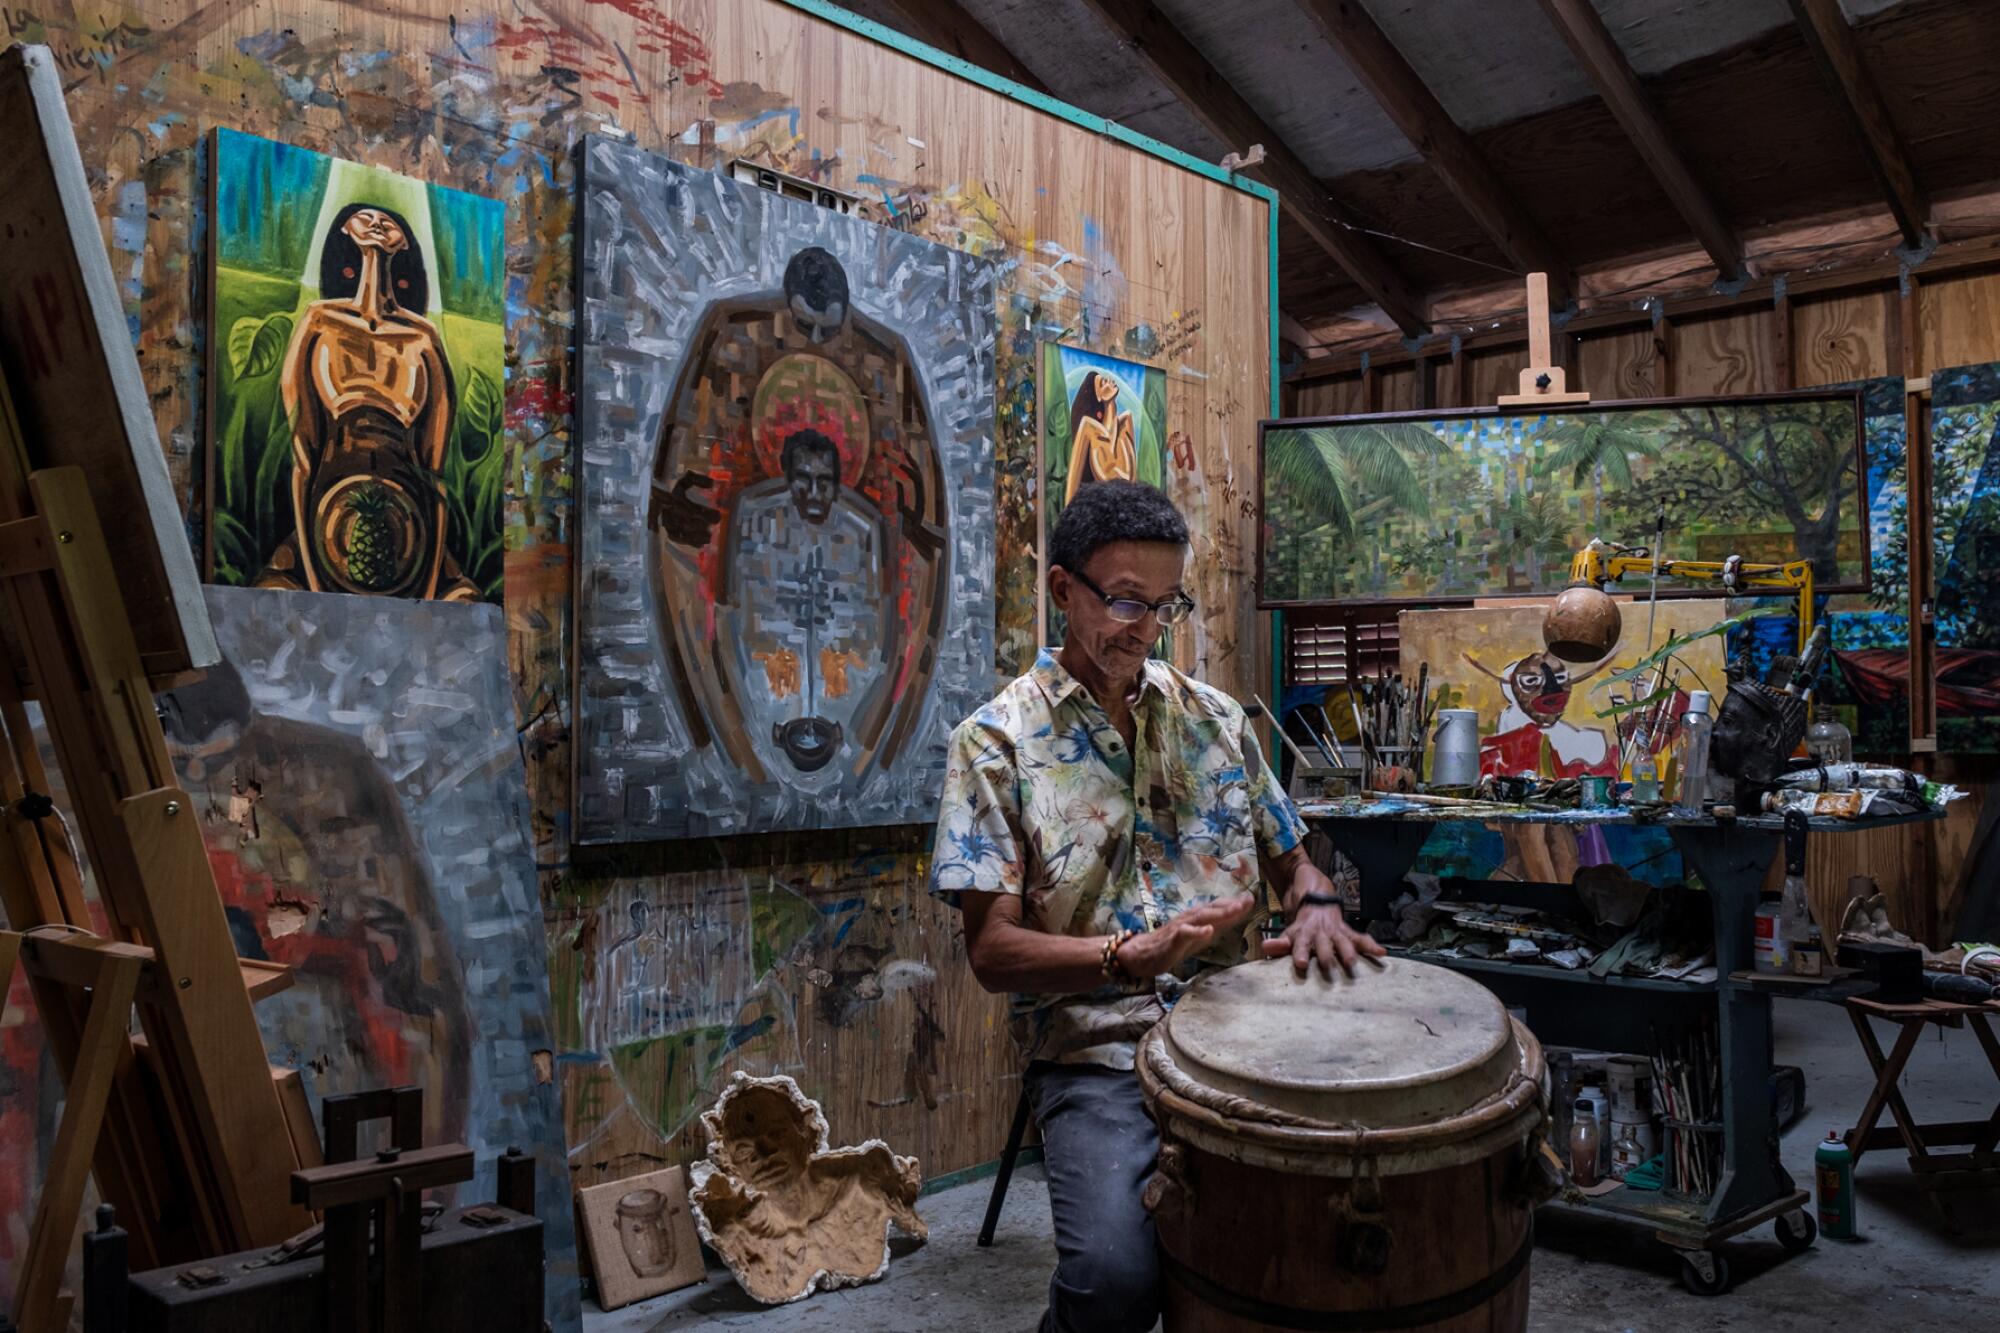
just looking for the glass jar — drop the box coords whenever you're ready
[1806,704,1853,764]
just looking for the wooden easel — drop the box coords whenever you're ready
[0,307,312,1333]
[0,41,315,1329]
[1496,272,1591,407]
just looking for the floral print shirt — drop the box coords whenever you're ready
[929,650,1305,1069]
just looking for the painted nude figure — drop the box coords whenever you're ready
[1063,369,1138,504]
[259,203,477,600]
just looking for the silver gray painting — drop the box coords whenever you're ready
[160,586,579,1329]
[573,135,999,843]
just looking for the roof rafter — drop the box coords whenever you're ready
[1292,0,1576,301]
[871,0,1051,93]
[1786,0,1929,247]
[1074,0,1429,336]
[1536,0,1744,281]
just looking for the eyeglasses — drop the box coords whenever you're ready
[1062,567,1196,626]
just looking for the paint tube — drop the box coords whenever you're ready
[1759,785,1965,819]
[1775,763,1923,792]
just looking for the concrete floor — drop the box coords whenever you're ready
[587,997,2000,1332]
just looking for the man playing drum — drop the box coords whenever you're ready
[930,480,1385,1333]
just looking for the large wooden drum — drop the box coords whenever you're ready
[1137,957,1551,1332]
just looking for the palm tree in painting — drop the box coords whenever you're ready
[1267,423,1450,592]
[1536,418,1662,529]
[1268,423,1450,536]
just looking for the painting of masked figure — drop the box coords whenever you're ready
[573,136,999,842]
[204,128,505,602]
[1396,601,1727,886]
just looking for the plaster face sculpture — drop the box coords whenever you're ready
[688,1072,926,1305]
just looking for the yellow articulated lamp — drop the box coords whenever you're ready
[1543,538,1816,664]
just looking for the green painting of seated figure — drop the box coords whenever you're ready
[205,128,505,603]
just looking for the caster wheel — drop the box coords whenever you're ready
[1776,1209,1817,1252]
[1678,1250,1730,1296]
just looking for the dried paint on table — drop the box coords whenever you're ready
[205,129,506,603]
[572,135,999,842]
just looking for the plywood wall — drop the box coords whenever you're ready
[1287,280,2000,945]
[28,0,1270,1195]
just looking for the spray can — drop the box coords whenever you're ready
[1816,1130,1855,1238]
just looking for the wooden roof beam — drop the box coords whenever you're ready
[1787,0,1929,248]
[1075,0,1430,336]
[872,0,1052,94]
[1536,0,1745,281]
[1293,0,1577,302]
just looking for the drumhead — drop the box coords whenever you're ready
[1161,957,1516,1128]
[1140,957,1546,1173]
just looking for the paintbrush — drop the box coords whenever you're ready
[1250,693,1313,771]
[1293,708,1342,770]
[1316,704,1351,766]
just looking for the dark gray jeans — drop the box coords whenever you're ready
[1026,1060,1163,1333]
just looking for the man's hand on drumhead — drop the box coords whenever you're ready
[1263,903,1387,980]
[1120,894,1258,978]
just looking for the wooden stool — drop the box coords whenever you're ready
[1843,996,2000,1229]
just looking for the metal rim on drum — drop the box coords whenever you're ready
[1138,957,1548,1176]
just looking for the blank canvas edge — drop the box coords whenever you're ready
[22,44,217,669]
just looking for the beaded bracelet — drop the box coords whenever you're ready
[1100,928,1139,984]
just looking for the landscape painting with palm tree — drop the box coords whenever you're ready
[1259,392,1867,605]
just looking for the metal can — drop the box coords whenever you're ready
[1579,775,1612,809]
[1816,1130,1855,1239]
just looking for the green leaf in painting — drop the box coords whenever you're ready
[228,313,293,380]
[1267,423,1449,537]
[209,509,257,587]
[460,368,503,462]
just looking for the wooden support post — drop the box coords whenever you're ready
[1498,273,1591,406]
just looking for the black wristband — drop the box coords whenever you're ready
[1295,893,1345,908]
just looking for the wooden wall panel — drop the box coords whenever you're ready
[1574,327,1660,400]
[1462,348,1521,408]
[1672,310,1783,396]
[1291,377,1368,418]
[1793,291,1894,387]
[22,0,1273,1205]
[1919,270,2000,371]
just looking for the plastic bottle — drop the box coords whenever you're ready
[1675,690,1714,813]
[1576,1084,1609,1171]
[1816,1130,1855,1238]
[1569,1101,1601,1187]
[1807,704,1853,764]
